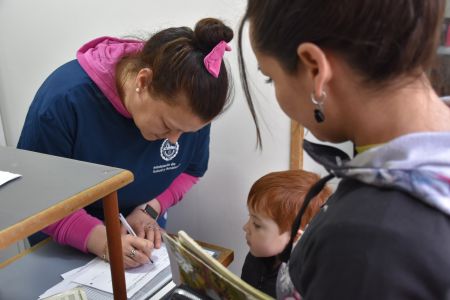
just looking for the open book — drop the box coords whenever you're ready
[163,231,273,300]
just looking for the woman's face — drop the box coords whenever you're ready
[251,51,314,128]
[131,92,207,143]
[249,26,340,142]
[243,209,290,257]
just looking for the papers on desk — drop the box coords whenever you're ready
[40,288,88,300]
[0,170,21,186]
[39,244,170,300]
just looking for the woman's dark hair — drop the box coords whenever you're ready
[127,18,233,122]
[238,0,446,147]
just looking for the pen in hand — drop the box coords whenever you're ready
[119,213,154,264]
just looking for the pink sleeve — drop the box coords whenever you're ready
[156,173,199,213]
[446,24,450,46]
[42,209,103,253]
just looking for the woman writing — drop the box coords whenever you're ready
[238,1,450,299]
[18,18,233,268]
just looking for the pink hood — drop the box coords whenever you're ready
[76,36,144,118]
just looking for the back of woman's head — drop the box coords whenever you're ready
[241,0,445,84]
[247,169,332,233]
[139,18,234,121]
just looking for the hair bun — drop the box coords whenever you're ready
[194,18,234,53]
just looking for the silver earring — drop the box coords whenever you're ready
[135,87,140,93]
[311,91,327,123]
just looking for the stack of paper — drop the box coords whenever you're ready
[39,245,171,300]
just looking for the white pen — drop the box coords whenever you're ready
[119,213,137,236]
[119,213,154,264]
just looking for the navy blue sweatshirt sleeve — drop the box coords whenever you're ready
[183,124,210,178]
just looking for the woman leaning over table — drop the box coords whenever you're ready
[238,0,450,299]
[18,18,233,269]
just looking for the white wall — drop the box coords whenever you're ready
[0,112,5,146]
[446,0,450,18]
[0,0,352,275]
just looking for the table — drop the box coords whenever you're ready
[0,237,234,299]
[0,146,134,299]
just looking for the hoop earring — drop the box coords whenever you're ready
[311,91,326,123]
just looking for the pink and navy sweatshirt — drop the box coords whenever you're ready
[18,37,210,252]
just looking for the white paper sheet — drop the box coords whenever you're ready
[0,170,20,186]
[39,265,86,299]
[38,245,170,300]
[71,245,170,298]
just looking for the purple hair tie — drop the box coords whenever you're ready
[203,40,232,78]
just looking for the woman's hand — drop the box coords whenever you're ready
[124,200,162,249]
[119,234,153,269]
[87,225,153,269]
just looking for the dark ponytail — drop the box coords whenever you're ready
[194,18,233,54]
[135,18,234,121]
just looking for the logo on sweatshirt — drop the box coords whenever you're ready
[160,139,179,161]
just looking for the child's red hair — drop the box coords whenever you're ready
[247,169,332,233]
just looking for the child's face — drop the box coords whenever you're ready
[243,209,290,257]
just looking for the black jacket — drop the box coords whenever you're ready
[277,137,450,300]
[290,179,450,299]
[241,252,279,297]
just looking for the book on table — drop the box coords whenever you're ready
[163,231,273,300]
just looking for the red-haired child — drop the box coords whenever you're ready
[241,170,332,297]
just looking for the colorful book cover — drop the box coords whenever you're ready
[163,232,273,300]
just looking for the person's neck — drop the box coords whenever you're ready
[338,75,450,147]
[273,255,282,270]
[259,254,281,270]
[115,58,137,114]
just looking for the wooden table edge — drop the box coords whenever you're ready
[0,170,133,249]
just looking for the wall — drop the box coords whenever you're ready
[0,57,8,258]
[0,112,5,146]
[446,0,450,18]
[0,0,352,275]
